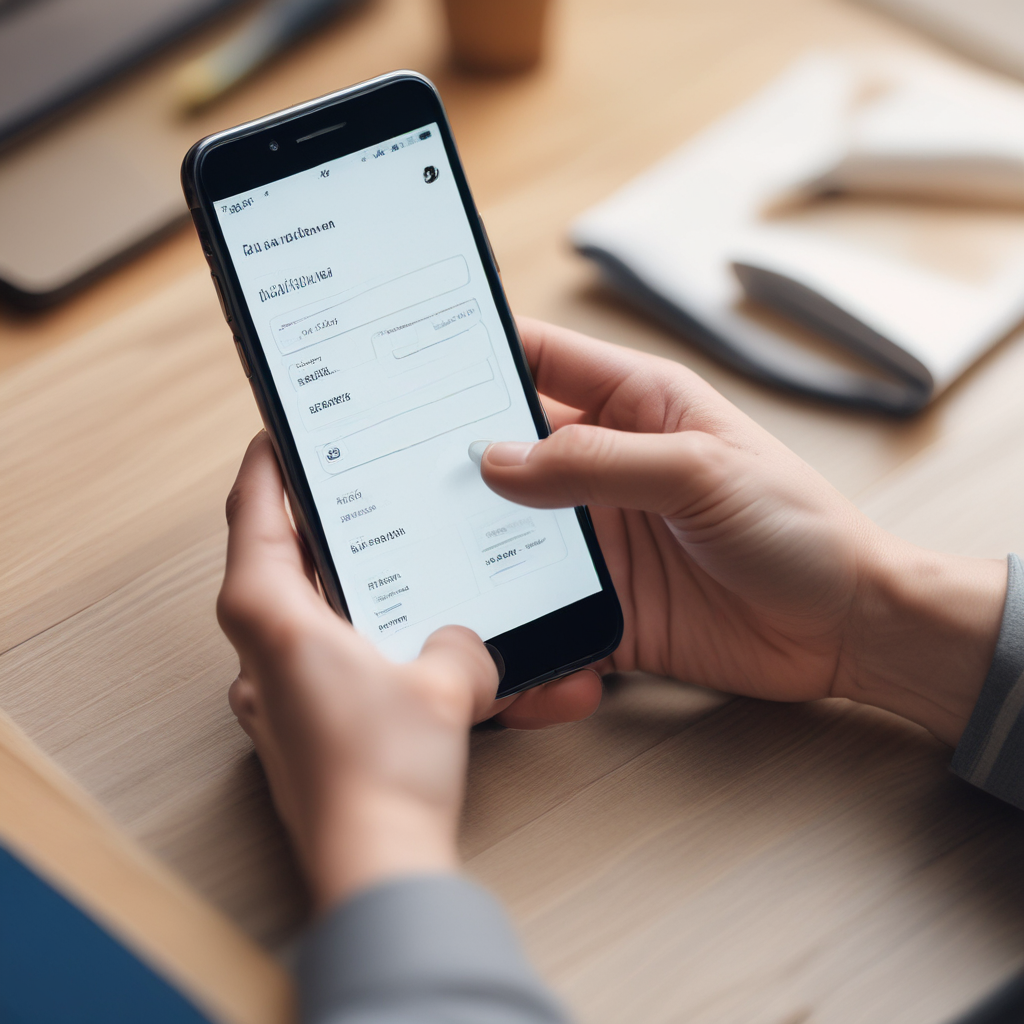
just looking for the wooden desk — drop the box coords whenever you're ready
[4,0,1024,1020]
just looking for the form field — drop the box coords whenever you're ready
[271,256,470,355]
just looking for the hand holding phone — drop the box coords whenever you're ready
[218,430,603,908]
[182,72,622,696]
[479,317,1007,749]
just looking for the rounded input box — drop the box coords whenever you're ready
[469,506,568,586]
[288,332,375,390]
[374,321,492,381]
[299,322,497,434]
[289,354,338,390]
[388,299,482,360]
[314,361,510,475]
[270,255,470,355]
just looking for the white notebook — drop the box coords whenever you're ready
[572,52,1024,413]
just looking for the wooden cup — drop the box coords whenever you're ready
[442,0,551,73]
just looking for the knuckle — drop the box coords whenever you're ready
[548,424,617,501]
[552,421,592,449]
[679,430,723,469]
[227,675,256,719]
[216,580,251,630]
[403,665,469,725]
[217,575,279,633]
[219,579,313,658]
[672,431,733,509]
[262,612,314,661]
[549,423,608,467]
[224,484,245,527]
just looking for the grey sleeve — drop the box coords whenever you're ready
[951,553,1024,808]
[296,874,570,1024]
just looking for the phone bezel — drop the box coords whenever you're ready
[182,71,623,697]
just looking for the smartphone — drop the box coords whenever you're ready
[181,71,622,697]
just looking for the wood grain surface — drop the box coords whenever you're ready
[3,0,1024,1021]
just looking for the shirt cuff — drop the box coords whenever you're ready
[951,553,1024,808]
[296,874,568,1024]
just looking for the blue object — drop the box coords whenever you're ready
[0,843,212,1024]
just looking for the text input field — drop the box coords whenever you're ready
[271,256,470,354]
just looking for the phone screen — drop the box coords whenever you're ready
[213,122,602,661]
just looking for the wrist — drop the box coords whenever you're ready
[834,534,1006,746]
[303,786,460,915]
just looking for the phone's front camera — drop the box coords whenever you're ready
[268,140,279,151]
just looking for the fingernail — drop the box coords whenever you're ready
[486,441,536,467]
[468,440,493,466]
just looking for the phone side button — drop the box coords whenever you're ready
[190,211,215,258]
[211,273,232,323]
[479,217,500,274]
[232,336,252,378]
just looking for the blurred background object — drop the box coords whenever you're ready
[0,0,243,146]
[3,0,1024,314]
[860,0,1024,82]
[176,0,359,110]
[573,50,1024,414]
[442,0,549,73]
[0,0,363,307]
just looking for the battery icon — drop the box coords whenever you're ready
[419,130,431,140]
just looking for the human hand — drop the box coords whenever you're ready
[479,319,1006,745]
[217,433,599,911]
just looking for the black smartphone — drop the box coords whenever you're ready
[181,71,622,697]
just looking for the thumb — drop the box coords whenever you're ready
[417,625,500,722]
[479,424,735,518]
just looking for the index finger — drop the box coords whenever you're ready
[515,316,754,438]
[516,317,637,415]
[219,432,324,641]
[224,432,308,583]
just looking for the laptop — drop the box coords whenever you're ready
[0,0,245,305]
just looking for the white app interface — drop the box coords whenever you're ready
[215,123,601,661]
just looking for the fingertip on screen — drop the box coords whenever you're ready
[468,439,491,465]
